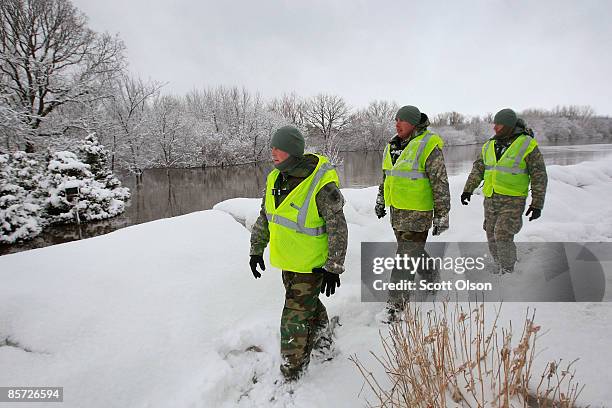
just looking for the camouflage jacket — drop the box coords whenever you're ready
[376,131,451,232]
[249,154,348,274]
[463,132,548,209]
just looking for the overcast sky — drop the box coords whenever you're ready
[73,0,612,117]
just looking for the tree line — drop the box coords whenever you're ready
[2,0,611,176]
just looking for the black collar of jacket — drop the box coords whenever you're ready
[278,154,319,178]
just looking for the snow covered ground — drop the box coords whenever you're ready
[1,159,612,407]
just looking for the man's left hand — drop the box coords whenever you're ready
[312,267,341,297]
[525,207,541,221]
[249,255,265,278]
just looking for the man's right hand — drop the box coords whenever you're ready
[249,255,265,279]
[460,192,472,206]
[525,206,542,221]
[312,267,341,297]
[374,193,387,219]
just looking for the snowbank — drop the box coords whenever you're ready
[1,159,611,407]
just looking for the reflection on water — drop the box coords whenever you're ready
[3,142,612,255]
[120,164,273,225]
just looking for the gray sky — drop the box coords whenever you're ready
[74,0,612,116]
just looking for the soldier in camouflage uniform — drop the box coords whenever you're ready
[249,126,348,382]
[462,108,547,273]
[375,106,451,321]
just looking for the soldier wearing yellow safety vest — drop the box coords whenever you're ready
[375,105,451,323]
[462,108,548,274]
[249,125,348,382]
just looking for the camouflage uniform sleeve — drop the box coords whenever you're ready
[463,154,485,193]
[249,192,270,256]
[377,171,385,204]
[316,181,348,275]
[425,147,450,218]
[525,146,548,209]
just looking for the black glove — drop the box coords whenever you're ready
[460,192,472,205]
[312,267,341,297]
[249,255,265,279]
[525,207,541,221]
[374,203,386,219]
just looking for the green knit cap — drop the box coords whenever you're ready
[271,126,305,157]
[395,105,421,125]
[494,108,518,128]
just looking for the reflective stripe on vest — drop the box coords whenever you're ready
[265,162,334,236]
[265,213,326,236]
[383,169,428,179]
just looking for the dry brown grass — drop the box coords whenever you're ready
[350,301,585,408]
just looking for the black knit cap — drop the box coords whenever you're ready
[270,126,305,157]
[494,108,518,128]
[395,105,421,125]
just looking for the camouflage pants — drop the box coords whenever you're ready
[280,271,329,380]
[388,229,430,305]
[483,195,526,270]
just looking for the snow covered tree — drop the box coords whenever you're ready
[0,101,30,152]
[149,95,190,168]
[0,0,125,151]
[0,153,43,243]
[304,94,351,142]
[39,150,129,224]
[182,86,286,167]
[302,94,351,163]
[78,133,130,200]
[467,116,488,142]
[79,133,109,177]
[7,151,44,192]
[432,111,467,128]
[103,74,162,176]
[268,93,307,128]
[351,100,398,150]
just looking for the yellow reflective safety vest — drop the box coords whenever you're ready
[265,154,340,273]
[382,130,444,211]
[482,134,538,197]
